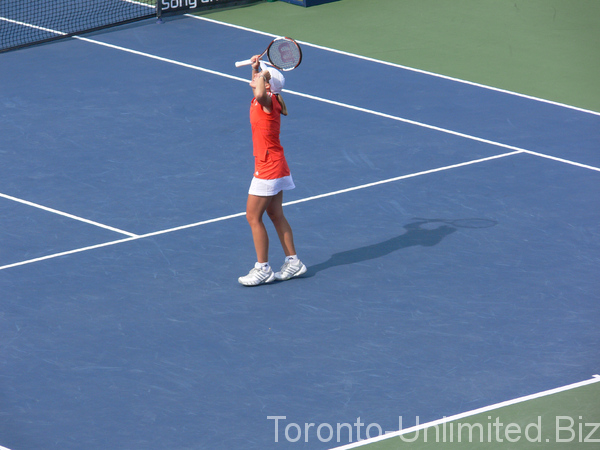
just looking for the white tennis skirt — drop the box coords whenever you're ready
[248,175,295,197]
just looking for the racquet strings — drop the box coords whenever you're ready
[268,39,302,71]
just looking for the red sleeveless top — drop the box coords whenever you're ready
[250,93,291,180]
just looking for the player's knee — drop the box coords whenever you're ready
[266,208,283,223]
[246,211,262,226]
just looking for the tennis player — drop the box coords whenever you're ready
[238,56,307,286]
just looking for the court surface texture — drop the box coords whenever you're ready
[1,3,599,450]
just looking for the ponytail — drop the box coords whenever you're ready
[275,94,288,116]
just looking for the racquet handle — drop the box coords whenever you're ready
[235,58,253,67]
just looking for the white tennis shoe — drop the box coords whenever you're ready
[274,259,307,281]
[238,263,275,286]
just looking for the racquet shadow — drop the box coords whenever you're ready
[303,218,497,278]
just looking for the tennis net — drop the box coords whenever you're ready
[0,0,157,53]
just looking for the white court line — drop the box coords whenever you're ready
[284,151,524,206]
[0,192,138,237]
[331,375,600,450]
[4,8,600,119]
[2,12,598,450]
[69,35,600,174]
[6,15,600,173]
[1,16,598,271]
[0,210,247,271]
[125,0,155,7]
[188,14,600,118]
[0,151,521,271]
[0,16,67,35]
[284,90,600,172]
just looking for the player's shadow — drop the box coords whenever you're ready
[304,218,496,278]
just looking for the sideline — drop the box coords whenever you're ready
[331,375,600,449]
[1,14,598,272]
[190,14,600,118]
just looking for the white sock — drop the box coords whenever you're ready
[255,262,270,271]
[285,255,298,263]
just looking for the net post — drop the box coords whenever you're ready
[156,1,164,24]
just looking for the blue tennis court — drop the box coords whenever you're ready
[1,10,599,450]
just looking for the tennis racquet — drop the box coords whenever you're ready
[235,37,302,71]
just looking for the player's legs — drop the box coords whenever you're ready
[266,190,296,256]
[245,194,273,263]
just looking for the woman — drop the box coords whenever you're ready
[238,56,307,286]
